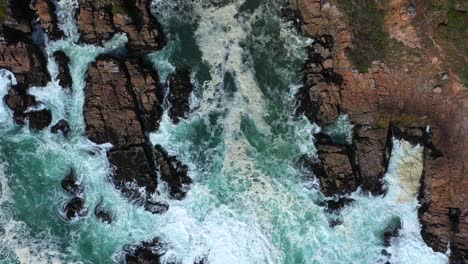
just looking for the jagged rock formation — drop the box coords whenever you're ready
[122,238,167,264]
[76,0,165,51]
[154,145,192,199]
[33,0,64,40]
[51,119,71,136]
[84,56,163,211]
[168,69,193,124]
[291,0,467,261]
[0,0,64,129]
[53,51,73,89]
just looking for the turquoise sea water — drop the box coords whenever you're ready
[0,0,450,263]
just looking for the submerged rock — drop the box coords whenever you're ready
[326,196,354,213]
[382,219,402,247]
[123,238,167,264]
[51,119,71,136]
[61,169,84,196]
[62,197,88,221]
[144,201,169,215]
[94,199,112,224]
[168,69,193,124]
[154,145,192,200]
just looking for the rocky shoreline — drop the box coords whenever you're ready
[290,0,467,262]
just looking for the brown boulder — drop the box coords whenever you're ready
[0,27,50,87]
[83,55,176,212]
[76,0,165,52]
[33,0,64,40]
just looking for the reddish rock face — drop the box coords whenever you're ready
[291,0,467,261]
[33,0,64,40]
[0,28,50,87]
[125,57,163,132]
[76,0,165,52]
[84,56,159,208]
[84,57,146,148]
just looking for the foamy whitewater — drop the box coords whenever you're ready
[0,0,450,263]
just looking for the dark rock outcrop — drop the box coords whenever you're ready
[61,170,84,196]
[0,2,57,129]
[84,56,156,207]
[53,51,73,89]
[108,146,158,203]
[84,57,147,147]
[28,108,52,130]
[76,0,165,52]
[154,145,192,200]
[168,69,193,124]
[62,197,88,221]
[94,199,112,224]
[325,196,354,213]
[3,84,36,124]
[51,119,71,136]
[123,238,167,264]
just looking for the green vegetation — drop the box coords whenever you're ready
[437,5,468,85]
[375,113,429,128]
[0,0,9,23]
[111,4,126,15]
[337,0,389,73]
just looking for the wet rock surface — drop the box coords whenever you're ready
[154,144,192,200]
[53,51,73,89]
[61,170,84,196]
[76,0,165,51]
[94,199,113,224]
[291,0,467,261]
[123,238,167,264]
[51,119,71,136]
[62,197,88,221]
[168,69,193,124]
[84,56,157,209]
